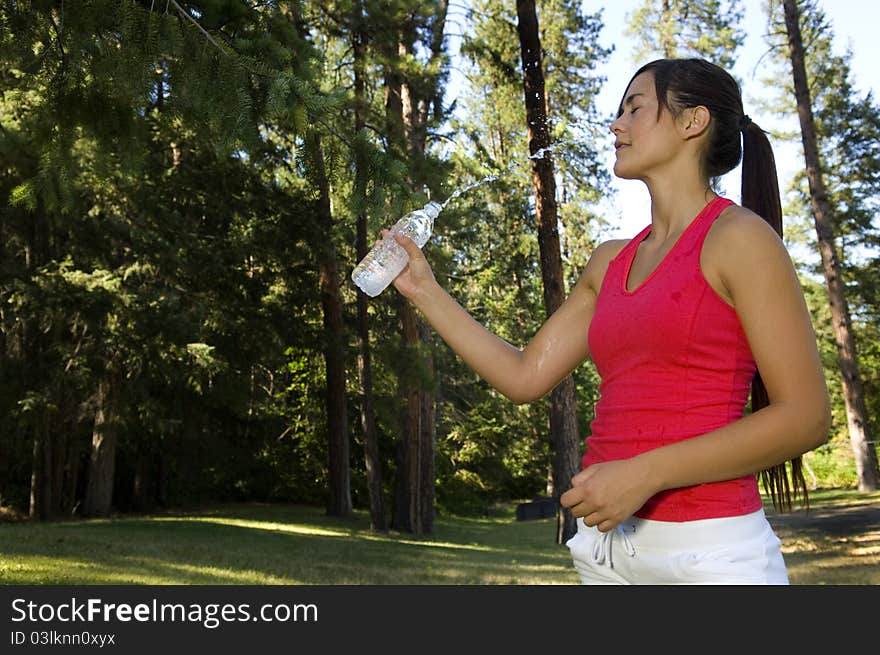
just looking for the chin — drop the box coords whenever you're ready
[613,165,637,180]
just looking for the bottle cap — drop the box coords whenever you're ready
[423,201,442,218]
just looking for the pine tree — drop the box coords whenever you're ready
[350,0,388,532]
[0,0,332,517]
[515,0,579,543]
[443,0,610,527]
[305,0,453,533]
[625,0,745,69]
[378,0,451,536]
[773,0,879,490]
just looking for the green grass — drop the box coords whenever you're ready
[763,487,880,585]
[0,503,579,585]
[0,488,876,585]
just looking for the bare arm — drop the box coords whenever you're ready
[561,208,831,530]
[391,232,622,404]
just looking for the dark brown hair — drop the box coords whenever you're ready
[621,58,809,512]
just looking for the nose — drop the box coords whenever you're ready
[609,115,622,135]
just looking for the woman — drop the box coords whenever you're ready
[386,58,830,584]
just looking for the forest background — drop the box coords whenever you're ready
[1,0,878,540]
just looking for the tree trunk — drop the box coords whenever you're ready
[156,447,170,507]
[662,0,675,58]
[389,322,438,536]
[132,449,158,513]
[418,320,436,534]
[352,6,387,532]
[26,211,55,521]
[406,340,423,537]
[384,50,412,534]
[383,18,440,535]
[391,293,425,534]
[392,432,411,533]
[516,0,581,543]
[83,378,117,517]
[310,131,353,517]
[409,2,446,536]
[53,401,80,517]
[28,413,53,520]
[401,42,435,536]
[782,0,879,491]
[61,427,80,516]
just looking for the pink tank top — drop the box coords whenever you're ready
[585,197,763,521]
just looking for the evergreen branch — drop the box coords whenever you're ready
[47,7,67,74]
[751,42,787,79]
[311,116,356,149]
[148,1,353,148]
[168,0,224,53]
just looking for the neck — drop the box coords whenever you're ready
[643,174,716,241]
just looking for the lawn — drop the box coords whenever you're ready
[763,487,880,585]
[1,488,877,585]
[0,503,578,585]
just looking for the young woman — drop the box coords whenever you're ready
[386,58,830,584]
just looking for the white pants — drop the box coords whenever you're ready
[566,508,789,585]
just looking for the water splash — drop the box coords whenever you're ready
[436,113,612,208]
[353,132,602,297]
[439,144,560,209]
[441,174,500,209]
[528,145,557,161]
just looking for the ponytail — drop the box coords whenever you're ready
[740,120,810,513]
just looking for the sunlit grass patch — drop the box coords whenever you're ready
[0,503,577,585]
[2,489,876,585]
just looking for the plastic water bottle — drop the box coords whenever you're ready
[351,201,442,297]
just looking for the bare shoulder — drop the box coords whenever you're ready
[703,204,796,303]
[711,204,783,239]
[707,204,790,261]
[580,238,630,296]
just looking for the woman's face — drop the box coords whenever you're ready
[609,71,681,180]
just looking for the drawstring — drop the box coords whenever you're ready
[591,523,637,569]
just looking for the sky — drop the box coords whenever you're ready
[445,0,880,241]
[591,0,880,239]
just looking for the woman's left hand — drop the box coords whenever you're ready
[559,457,658,532]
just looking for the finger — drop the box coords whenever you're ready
[559,488,578,508]
[596,519,617,533]
[560,485,588,508]
[570,467,593,487]
[581,512,600,527]
[565,498,594,520]
[394,232,422,257]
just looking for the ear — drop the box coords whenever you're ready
[680,105,711,140]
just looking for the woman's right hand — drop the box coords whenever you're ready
[383,229,436,301]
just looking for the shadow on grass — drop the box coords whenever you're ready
[5,492,877,585]
[0,504,579,585]
[764,491,880,585]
